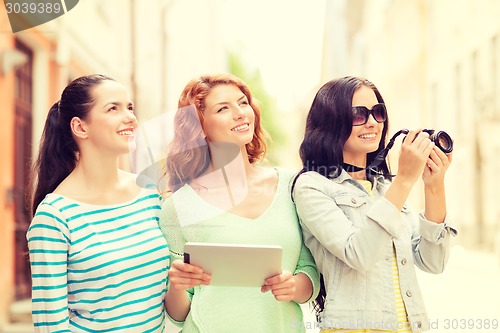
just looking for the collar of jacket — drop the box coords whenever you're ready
[329,168,388,189]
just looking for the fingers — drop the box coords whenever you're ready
[169,259,211,291]
[405,129,434,154]
[171,259,203,273]
[261,271,296,302]
[405,130,454,162]
[427,146,452,172]
[397,129,434,182]
[264,270,290,285]
[403,129,427,146]
[426,149,441,170]
[169,274,211,290]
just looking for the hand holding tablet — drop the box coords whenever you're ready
[183,242,283,287]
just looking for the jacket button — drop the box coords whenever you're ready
[417,322,422,328]
[351,198,357,204]
[401,258,407,265]
[406,290,412,297]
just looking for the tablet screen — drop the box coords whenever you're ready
[183,242,283,287]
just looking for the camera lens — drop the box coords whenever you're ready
[431,131,453,153]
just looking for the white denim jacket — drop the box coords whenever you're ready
[292,170,457,332]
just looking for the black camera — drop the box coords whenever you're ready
[420,129,453,154]
[398,129,453,154]
[400,129,453,153]
[358,128,453,171]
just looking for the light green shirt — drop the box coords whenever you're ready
[159,167,320,333]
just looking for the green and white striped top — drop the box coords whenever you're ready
[27,188,169,332]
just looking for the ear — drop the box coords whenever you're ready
[70,117,89,139]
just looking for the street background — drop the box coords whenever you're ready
[2,0,500,332]
[168,247,500,333]
[300,246,500,333]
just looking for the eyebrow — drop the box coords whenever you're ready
[212,95,247,108]
[352,103,380,109]
[103,101,134,108]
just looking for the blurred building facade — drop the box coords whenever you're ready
[0,0,227,329]
[320,0,500,251]
[0,2,134,329]
[5,0,498,330]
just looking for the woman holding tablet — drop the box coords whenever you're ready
[159,73,319,332]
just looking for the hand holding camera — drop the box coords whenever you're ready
[383,127,453,212]
[420,131,453,188]
[401,128,453,154]
[396,129,436,184]
[398,128,453,187]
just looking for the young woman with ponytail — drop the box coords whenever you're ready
[27,74,170,332]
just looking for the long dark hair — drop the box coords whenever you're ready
[30,74,115,216]
[300,76,391,179]
[294,76,391,318]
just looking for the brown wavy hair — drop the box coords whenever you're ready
[165,73,268,191]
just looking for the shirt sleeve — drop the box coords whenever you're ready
[27,203,71,333]
[293,237,321,303]
[159,196,186,263]
[282,168,320,303]
[411,210,458,273]
[158,196,193,327]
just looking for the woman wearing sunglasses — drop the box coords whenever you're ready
[292,76,456,332]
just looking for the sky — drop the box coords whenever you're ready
[221,0,326,111]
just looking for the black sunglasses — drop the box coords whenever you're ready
[352,103,387,126]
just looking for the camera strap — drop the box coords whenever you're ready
[342,129,409,173]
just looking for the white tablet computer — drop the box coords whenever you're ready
[183,242,283,287]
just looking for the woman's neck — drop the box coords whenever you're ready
[203,143,255,174]
[73,153,122,192]
[343,155,368,180]
[348,170,367,180]
[343,154,366,167]
[187,146,252,209]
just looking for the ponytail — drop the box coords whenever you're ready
[29,74,115,216]
[30,102,78,216]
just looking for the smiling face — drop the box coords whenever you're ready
[202,84,255,148]
[83,80,138,155]
[343,85,384,166]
